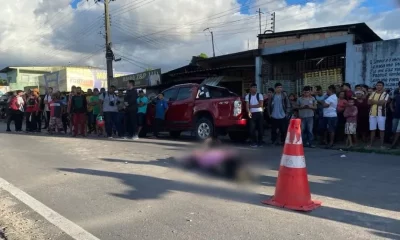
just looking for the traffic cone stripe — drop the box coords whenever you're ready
[284,132,303,145]
[280,154,306,168]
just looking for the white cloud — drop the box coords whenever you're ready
[0,0,399,74]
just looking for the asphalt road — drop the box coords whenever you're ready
[0,129,399,240]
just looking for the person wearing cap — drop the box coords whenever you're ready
[245,83,264,147]
[390,81,400,148]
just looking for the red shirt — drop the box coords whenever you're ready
[9,96,18,111]
[25,96,39,113]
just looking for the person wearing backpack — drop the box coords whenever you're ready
[267,83,291,145]
[245,83,264,147]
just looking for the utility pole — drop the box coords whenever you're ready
[104,0,114,88]
[88,0,120,88]
[256,8,264,35]
[204,28,215,57]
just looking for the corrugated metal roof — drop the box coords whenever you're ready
[201,76,224,86]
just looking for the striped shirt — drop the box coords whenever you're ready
[369,91,389,117]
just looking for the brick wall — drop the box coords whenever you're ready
[258,31,348,49]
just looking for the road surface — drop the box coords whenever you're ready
[0,131,399,240]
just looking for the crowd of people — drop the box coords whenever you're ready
[6,79,400,151]
[5,80,169,139]
[247,81,400,149]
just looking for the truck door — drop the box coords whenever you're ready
[170,86,194,128]
[161,88,179,129]
[209,87,233,119]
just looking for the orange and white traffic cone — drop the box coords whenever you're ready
[262,118,321,211]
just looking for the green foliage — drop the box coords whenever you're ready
[198,53,208,58]
[0,79,8,86]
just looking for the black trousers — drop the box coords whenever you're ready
[271,117,288,143]
[249,112,264,144]
[25,112,38,131]
[125,111,137,137]
[7,110,23,131]
[44,111,50,128]
[153,118,164,137]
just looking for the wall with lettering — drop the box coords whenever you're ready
[347,38,400,92]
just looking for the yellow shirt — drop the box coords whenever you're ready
[369,91,389,116]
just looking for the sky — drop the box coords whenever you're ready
[0,0,399,75]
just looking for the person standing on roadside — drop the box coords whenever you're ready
[124,80,139,140]
[67,86,77,134]
[267,83,290,145]
[367,81,389,149]
[314,86,327,144]
[43,87,53,129]
[6,90,24,132]
[245,83,264,147]
[25,89,40,132]
[137,90,148,137]
[70,87,87,137]
[342,83,354,100]
[86,89,94,134]
[100,85,119,138]
[117,89,126,138]
[390,81,400,149]
[297,86,317,148]
[318,85,338,148]
[153,93,168,138]
[89,88,101,135]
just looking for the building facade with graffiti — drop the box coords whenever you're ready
[43,67,132,92]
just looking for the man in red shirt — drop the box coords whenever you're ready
[342,83,354,100]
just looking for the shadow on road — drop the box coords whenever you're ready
[58,167,400,238]
[58,167,266,206]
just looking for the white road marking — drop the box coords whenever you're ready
[0,177,100,240]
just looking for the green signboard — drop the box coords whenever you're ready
[111,69,161,88]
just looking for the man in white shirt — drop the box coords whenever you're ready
[43,87,53,129]
[99,85,119,138]
[245,83,264,147]
[317,85,338,148]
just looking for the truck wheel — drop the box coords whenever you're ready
[228,132,248,142]
[169,131,181,138]
[195,118,214,140]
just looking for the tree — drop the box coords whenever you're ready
[198,53,208,59]
[0,79,8,86]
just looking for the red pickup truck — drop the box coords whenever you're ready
[140,83,248,141]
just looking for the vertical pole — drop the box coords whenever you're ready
[211,31,215,57]
[104,0,113,89]
[258,8,262,35]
